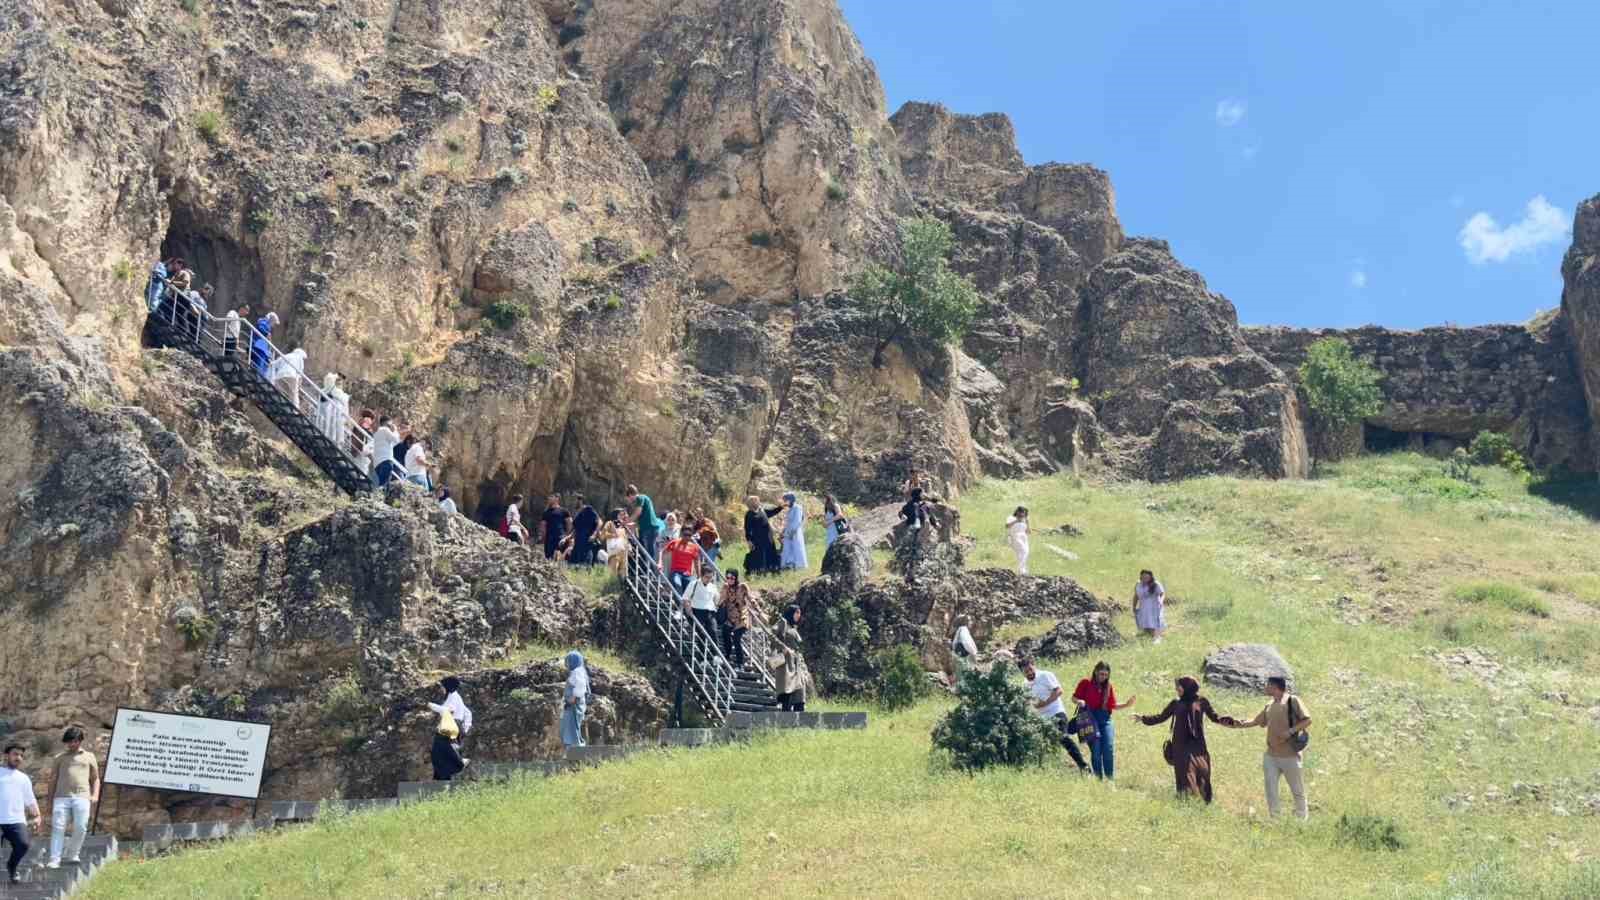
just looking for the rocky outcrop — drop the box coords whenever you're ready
[1246,321,1594,472]
[1561,194,1600,473]
[1011,613,1124,661]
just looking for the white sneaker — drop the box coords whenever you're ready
[1153,637,1163,645]
[45,860,60,869]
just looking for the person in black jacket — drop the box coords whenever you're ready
[569,495,600,565]
[742,495,783,575]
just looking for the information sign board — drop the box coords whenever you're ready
[103,708,272,800]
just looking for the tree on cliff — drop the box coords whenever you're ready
[1299,337,1383,461]
[851,216,979,367]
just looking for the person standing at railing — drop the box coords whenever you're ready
[223,304,249,355]
[250,312,279,376]
[370,415,402,486]
[315,373,351,446]
[624,485,663,560]
[720,570,753,667]
[771,604,807,712]
[681,566,721,648]
[661,525,706,596]
[145,258,171,312]
[269,348,308,411]
[353,410,376,476]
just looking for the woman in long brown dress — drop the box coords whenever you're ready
[1132,676,1237,803]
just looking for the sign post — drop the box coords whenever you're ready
[100,708,273,830]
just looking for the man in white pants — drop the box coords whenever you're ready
[1232,675,1313,819]
[46,724,98,868]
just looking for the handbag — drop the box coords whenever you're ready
[1162,710,1177,765]
[1286,696,1309,753]
[436,708,460,740]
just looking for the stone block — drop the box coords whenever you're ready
[170,822,198,840]
[196,821,229,840]
[398,781,453,802]
[794,712,822,728]
[142,824,173,844]
[660,728,722,746]
[751,711,799,728]
[839,712,868,729]
[725,711,754,729]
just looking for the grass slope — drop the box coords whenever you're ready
[83,454,1600,899]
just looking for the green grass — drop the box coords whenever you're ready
[1448,581,1550,617]
[81,452,1600,899]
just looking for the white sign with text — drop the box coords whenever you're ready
[104,708,271,799]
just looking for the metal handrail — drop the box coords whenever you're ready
[622,530,735,722]
[150,281,410,483]
[693,550,780,691]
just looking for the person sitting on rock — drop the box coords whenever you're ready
[436,486,456,515]
[1016,655,1089,773]
[1006,506,1030,575]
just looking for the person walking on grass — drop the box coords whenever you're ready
[1132,676,1240,804]
[44,725,98,869]
[1006,506,1030,575]
[1133,569,1167,643]
[1229,675,1313,820]
[1073,661,1136,780]
[1016,656,1089,772]
[1,744,40,884]
[561,651,590,749]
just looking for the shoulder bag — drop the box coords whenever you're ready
[1162,704,1178,765]
[1286,696,1309,753]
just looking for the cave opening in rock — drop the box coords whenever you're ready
[159,203,267,321]
[1363,423,1463,455]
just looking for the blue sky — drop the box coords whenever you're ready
[839,1,1598,328]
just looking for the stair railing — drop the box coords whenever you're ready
[149,281,412,486]
[695,552,780,692]
[620,530,734,722]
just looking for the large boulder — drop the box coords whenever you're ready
[1203,644,1295,694]
[1011,612,1124,661]
[821,531,873,588]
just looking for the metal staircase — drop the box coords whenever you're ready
[145,287,399,496]
[621,533,782,723]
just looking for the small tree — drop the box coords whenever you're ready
[930,665,1058,771]
[1298,337,1383,462]
[850,216,979,367]
[873,644,930,713]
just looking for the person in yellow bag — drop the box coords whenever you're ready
[428,676,471,781]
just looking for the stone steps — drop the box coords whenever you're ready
[1,835,117,899]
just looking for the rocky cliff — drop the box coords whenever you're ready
[1561,194,1600,473]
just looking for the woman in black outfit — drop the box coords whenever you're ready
[742,495,783,575]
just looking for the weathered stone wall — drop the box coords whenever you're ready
[1560,193,1600,473]
[1244,321,1594,472]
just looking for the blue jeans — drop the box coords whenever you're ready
[1088,711,1115,779]
[50,797,91,863]
[374,460,398,486]
[668,570,693,597]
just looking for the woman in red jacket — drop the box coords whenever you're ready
[1073,660,1136,780]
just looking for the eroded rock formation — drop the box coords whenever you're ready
[1561,193,1600,473]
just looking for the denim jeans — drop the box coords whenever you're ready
[2,822,29,877]
[50,797,91,863]
[1088,711,1115,779]
[668,571,693,597]
[407,472,431,490]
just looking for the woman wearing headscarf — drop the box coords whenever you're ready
[268,347,308,411]
[742,496,782,575]
[949,615,979,673]
[770,604,807,712]
[561,651,590,749]
[1132,676,1239,803]
[779,491,808,571]
[316,372,350,444]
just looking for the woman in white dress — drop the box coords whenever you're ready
[1005,505,1030,575]
[268,348,307,411]
[1133,569,1166,643]
[316,372,351,447]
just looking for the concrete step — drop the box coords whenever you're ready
[659,728,745,747]
[725,710,869,730]
[397,780,456,802]
[563,744,650,765]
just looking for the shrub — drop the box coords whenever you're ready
[485,301,529,330]
[438,379,467,400]
[873,645,929,712]
[1449,581,1550,617]
[849,215,980,367]
[322,672,366,725]
[507,688,535,704]
[1468,430,1530,478]
[1298,337,1383,456]
[180,0,198,12]
[825,177,846,202]
[930,665,1058,772]
[1333,813,1406,852]
[746,231,773,247]
[522,350,548,368]
[534,83,559,112]
[194,110,223,142]
[603,293,623,310]
[111,258,134,282]
[175,610,217,649]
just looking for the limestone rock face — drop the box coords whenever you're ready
[1203,643,1295,694]
[1246,321,1594,472]
[1561,194,1600,473]
[820,530,873,587]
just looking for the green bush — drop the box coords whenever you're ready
[522,350,548,368]
[1449,581,1550,617]
[746,231,773,248]
[438,378,470,400]
[1333,813,1407,852]
[321,673,366,725]
[111,259,134,282]
[873,645,929,712]
[1468,431,1531,479]
[485,301,529,330]
[603,293,623,310]
[1298,338,1382,461]
[176,611,217,649]
[194,110,223,142]
[825,177,846,202]
[930,665,1058,772]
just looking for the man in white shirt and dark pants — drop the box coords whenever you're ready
[1017,657,1090,772]
[681,567,721,647]
[1,743,42,884]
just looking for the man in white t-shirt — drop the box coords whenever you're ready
[404,438,430,489]
[680,567,721,647]
[1,743,41,884]
[370,416,401,486]
[1018,657,1089,772]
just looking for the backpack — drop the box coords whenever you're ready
[834,516,851,535]
[498,514,511,537]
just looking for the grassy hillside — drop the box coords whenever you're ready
[82,454,1600,899]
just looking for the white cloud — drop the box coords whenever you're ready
[1349,270,1368,289]
[1458,195,1571,264]
[1215,99,1247,127]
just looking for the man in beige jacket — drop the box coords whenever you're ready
[1230,675,1313,819]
